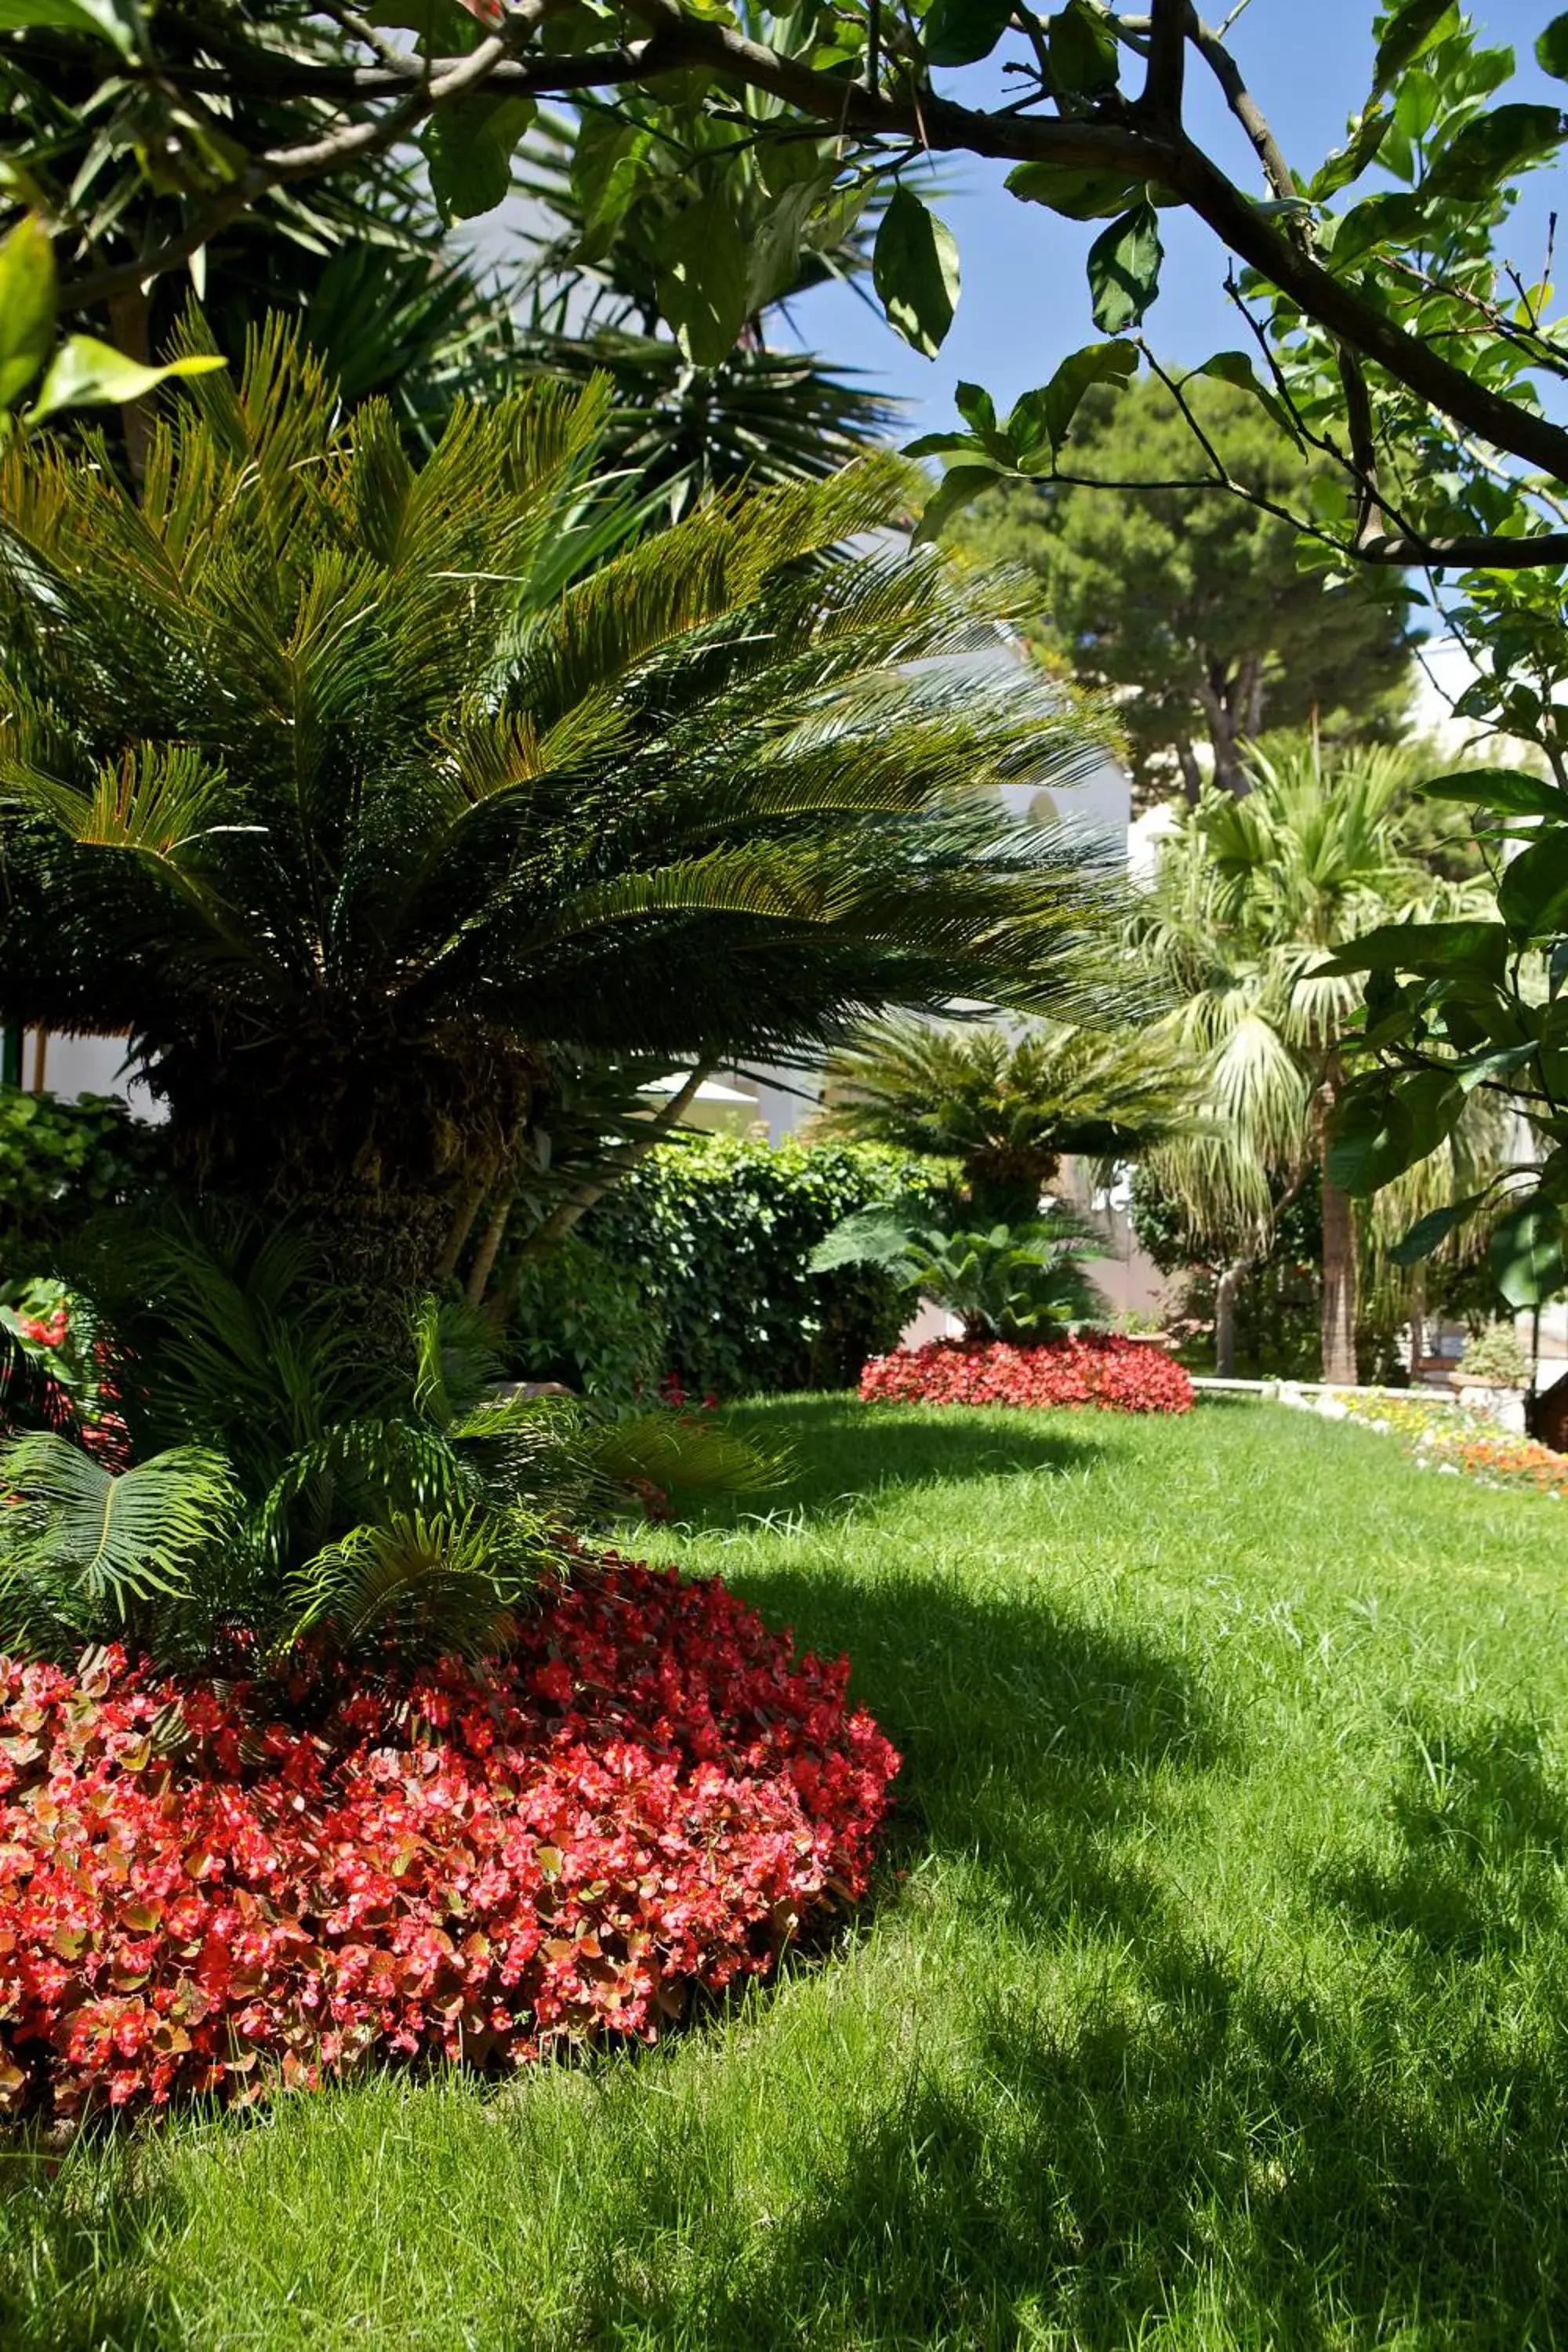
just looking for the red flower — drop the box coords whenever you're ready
[859,1335,1193,1415]
[0,1563,898,2120]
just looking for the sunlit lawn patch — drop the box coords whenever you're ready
[2,1396,1565,2350]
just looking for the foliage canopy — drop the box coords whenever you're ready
[0,319,1114,1296]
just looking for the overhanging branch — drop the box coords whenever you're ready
[45,1,1568,496]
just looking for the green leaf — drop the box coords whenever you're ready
[1004,162,1143,220]
[1390,1195,1485,1268]
[0,215,56,413]
[1327,191,1429,273]
[922,0,1011,67]
[1189,350,1302,447]
[1490,1199,1568,1308]
[954,379,1011,459]
[1327,1069,1461,1196]
[655,193,751,367]
[1417,767,1568,818]
[912,464,1000,545]
[1007,339,1138,466]
[1322,919,1511,978]
[1424,105,1566,203]
[1539,14,1568,80]
[0,0,139,55]
[873,187,960,359]
[1457,1041,1541,1093]
[419,93,535,222]
[1372,0,1456,94]
[1500,831,1568,943]
[1087,202,1162,334]
[28,338,226,424]
[1308,107,1393,201]
[1048,0,1120,96]
[901,430,989,461]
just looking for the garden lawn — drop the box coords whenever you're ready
[4,1396,1568,2350]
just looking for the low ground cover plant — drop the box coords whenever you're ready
[0,1558,897,2119]
[1338,1388,1568,1500]
[860,1334,1194,1414]
[0,1215,908,2123]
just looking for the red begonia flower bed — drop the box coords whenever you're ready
[0,1559,898,2120]
[860,1335,1194,1414]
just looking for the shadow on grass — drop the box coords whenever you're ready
[1323,1711,1568,1958]
[728,1539,1221,1950]
[0,2139,181,2350]
[637,1960,1568,2351]
[713,1392,1109,1525]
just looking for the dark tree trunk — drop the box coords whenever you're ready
[1175,739,1204,806]
[1214,1258,1250,1377]
[1194,662,1251,797]
[156,1011,540,1321]
[1237,648,1266,739]
[106,288,154,491]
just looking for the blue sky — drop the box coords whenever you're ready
[786,1,1563,436]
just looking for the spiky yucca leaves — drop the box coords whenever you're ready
[1133,742,1501,1381]
[0,321,1115,1301]
[819,1015,1201,1223]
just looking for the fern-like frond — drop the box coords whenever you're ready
[583,1413,782,1501]
[285,1508,539,1661]
[0,1432,238,1618]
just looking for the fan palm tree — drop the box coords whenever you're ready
[818,1014,1203,1222]
[0,319,1116,1308]
[505,107,901,520]
[1135,740,1496,1382]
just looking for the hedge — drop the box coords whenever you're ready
[578,1135,956,1399]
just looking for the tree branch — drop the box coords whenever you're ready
[1179,5,1294,200]
[526,1065,714,1249]
[1142,0,1186,125]
[48,0,1568,495]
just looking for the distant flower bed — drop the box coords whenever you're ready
[1339,1388,1568,1499]
[0,1560,898,2121]
[860,1335,1194,1415]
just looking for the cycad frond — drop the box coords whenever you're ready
[0,1433,238,1618]
[821,1011,1200,1218]
[286,1508,535,1661]
[582,1412,783,1501]
[0,314,1117,1287]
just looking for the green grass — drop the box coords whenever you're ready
[5,1395,1568,2349]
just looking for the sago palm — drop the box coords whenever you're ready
[818,1014,1202,1221]
[1134,741,1496,1381]
[0,318,1116,1303]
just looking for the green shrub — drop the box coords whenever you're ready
[584,1136,957,1397]
[0,1088,160,1263]
[1459,1320,1531,1389]
[508,1234,668,1410]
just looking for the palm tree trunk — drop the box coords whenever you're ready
[524,1065,714,1253]
[1408,1264,1426,1383]
[1319,1147,1359,1386]
[107,289,154,490]
[465,1184,518,1308]
[1215,1258,1249,1377]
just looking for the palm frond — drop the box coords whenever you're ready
[285,1508,536,1662]
[0,1432,238,1620]
[583,1413,783,1500]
